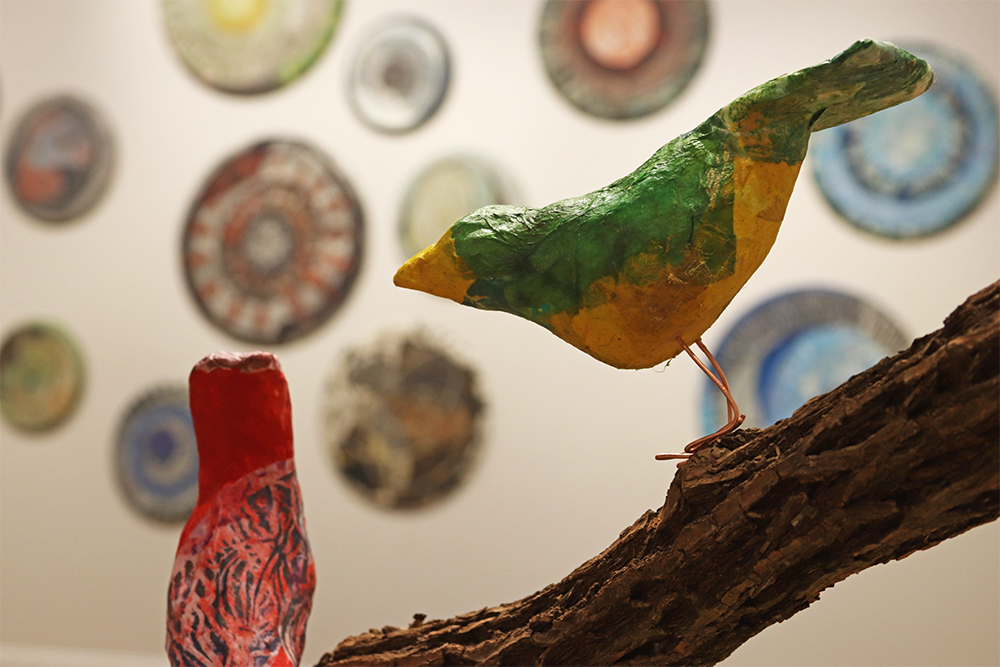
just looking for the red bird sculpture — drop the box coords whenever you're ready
[167,351,315,667]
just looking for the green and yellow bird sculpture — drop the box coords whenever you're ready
[394,40,933,460]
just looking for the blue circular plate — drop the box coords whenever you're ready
[811,43,999,238]
[115,386,198,522]
[700,290,909,432]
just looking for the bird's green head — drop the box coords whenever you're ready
[804,39,934,131]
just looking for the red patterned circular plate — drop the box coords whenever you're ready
[182,140,364,344]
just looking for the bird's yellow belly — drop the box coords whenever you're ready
[546,158,802,369]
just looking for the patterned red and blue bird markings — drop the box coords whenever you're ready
[167,459,315,667]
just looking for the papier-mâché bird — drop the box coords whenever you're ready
[394,39,933,458]
[167,351,315,667]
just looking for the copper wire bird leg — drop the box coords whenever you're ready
[656,336,745,462]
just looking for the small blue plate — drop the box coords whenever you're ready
[115,386,198,523]
[700,289,909,433]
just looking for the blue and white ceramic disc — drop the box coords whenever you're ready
[115,386,198,522]
[811,43,999,238]
[700,290,910,433]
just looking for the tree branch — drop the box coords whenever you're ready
[319,281,1000,667]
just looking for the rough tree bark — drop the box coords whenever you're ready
[319,281,999,667]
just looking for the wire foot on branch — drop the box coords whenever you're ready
[656,336,745,463]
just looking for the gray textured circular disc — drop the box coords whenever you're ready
[163,0,343,94]
[5,95,114,222]
[347,16,450,133]
[115,386,198,523]
[539,0,709,119]
[701,290,909,433]
[324,330,485,510]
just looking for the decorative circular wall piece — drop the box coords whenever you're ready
[539,0,710,120]
[347,16,450,133]
[0,323,84,432]
[162,0,343,94]
[324,330,485,510]
[5,95,115,222]
[182,140,364,345]
[701,290,909,432]
[811,43,999,239]
[115,386,198,522]
[399,156,511,258]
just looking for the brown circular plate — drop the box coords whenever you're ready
[539,0,710,119]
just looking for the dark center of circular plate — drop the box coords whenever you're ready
[149,429,177,463]
[579,0,662,71]
[382,50,419,96]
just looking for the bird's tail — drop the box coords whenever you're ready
[722,39,933,161]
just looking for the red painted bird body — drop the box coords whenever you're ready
[166,351,315,667]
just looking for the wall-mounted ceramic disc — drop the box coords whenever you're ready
[701,290,909,433]
[399,156,511,258]
[162,0,342,94]
[5,96,115,222]
[115,386,198,522]
[324,330,485,510]
[539,0,709,120]
[811,43,999,239]
[0,323,85,432]
[347,16,450,133]
[182,140,364,345]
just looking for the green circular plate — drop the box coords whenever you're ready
[0,323,85,432]
[163,0,343,94]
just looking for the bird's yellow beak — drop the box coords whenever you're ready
[394,230,476,305]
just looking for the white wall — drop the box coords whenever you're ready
[1,1,997,666]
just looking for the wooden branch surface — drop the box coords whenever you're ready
[319,281,1000,667]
